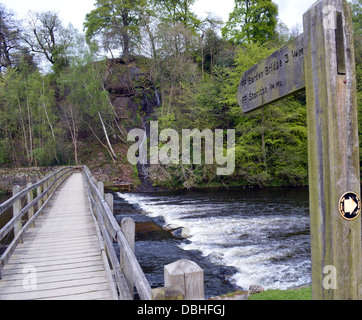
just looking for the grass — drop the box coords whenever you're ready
[248,286,312,300]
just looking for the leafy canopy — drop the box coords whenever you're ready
[222,0,278,44]
[84,0,149,56]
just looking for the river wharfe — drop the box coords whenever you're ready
[115,187,311,298]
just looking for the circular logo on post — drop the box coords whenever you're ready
[339,192,361,221]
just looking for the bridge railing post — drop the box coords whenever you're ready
[37,184,43,214]
[158,259,205,300]
[44,180,49,204]
[105,194,114,214]
[12,185,22,244]
[0,167,74,276]
[27,183,35,228]
[97,182,104,199]
[120,217,135,298]
[82,166,152,300]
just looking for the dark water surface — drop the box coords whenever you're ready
[115,187,311,298]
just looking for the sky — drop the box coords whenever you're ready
[2,0,316,33]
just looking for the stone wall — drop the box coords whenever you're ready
[0,167,61,194]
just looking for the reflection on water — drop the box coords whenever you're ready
[116,187,311,296]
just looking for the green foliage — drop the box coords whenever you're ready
[0,62,61,167]
[146,29,309,188]
[153,0,199,31]
[350,0,362,171]
[222,0,278,44]
[216,42,308,186]
[84,0,149,56]
[1,0,360,192]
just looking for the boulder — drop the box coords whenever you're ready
[248,285,265,294]
[171,227,191,239]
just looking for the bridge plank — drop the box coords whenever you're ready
[0,173,117,300]
[0,283,111,300]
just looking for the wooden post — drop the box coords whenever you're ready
[121,217,135,298]
[27,183,35,228]
[164,259,204,300]
[37,184,43,214]
[97,181,104,199]
[303,0,361,300]
[44,180,48,203]
[105,193,114,213]
[12,185,22,244]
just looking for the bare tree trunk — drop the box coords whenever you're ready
[168,84,174,115]
[85,121,116,163]
[25,89,35,165]
[17,99,30,165]
[41,81,55,140]
[98,111,117,160]
[64,107,79,166]
[6,126,20,167]
[122,11,130,57]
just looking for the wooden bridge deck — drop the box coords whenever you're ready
[0,172,116,300]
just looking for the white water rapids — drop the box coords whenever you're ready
[118,188,311,290]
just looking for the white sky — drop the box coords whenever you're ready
[2,0,316,33]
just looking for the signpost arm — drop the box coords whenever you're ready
[303,0,361,300]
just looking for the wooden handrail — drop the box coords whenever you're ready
[83,166,152,300]
[0,168,73,241]
[0,167,73,216]
[0,167,74,279]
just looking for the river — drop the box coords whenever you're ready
[115,187,311,298]
[0,188,311,298]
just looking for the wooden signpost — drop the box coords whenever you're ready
[237,34,305,112]
[237,0,361,300]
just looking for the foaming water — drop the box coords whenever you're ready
[118,188,311,290]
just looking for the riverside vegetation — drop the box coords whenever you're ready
[0,0,361,191]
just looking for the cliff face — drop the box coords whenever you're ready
[86,57,160,190]
[105,57,160,129]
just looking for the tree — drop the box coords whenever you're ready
[216,42,308,186]
[222,0,278,44]
[350,0,361,64]
[23,11,73,72]
[0,60,60,167]
[0,4,22,72]
[154,0,199,29]
[349,0,362,168]
[84,0,149,57]
[58,49,121,164]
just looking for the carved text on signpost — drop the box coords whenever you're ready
[237,35,305,113]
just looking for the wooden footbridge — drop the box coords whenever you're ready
[0,167,152,300]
